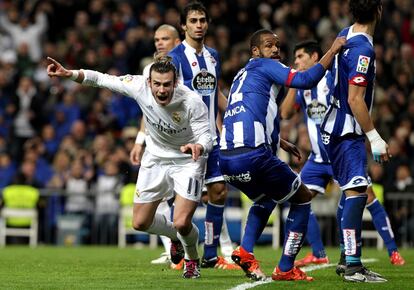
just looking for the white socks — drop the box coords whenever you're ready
[146,213,177,240]
[177,223,199,260]
[219,216,233,259]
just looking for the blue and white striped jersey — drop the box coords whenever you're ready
[296,71,333,163]
[321,26,375,137]
[169,40,221,142]
[220,57,326,151]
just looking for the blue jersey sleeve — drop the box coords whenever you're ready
[346,45,375,87]
[289,63,326,89]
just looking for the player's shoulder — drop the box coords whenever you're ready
[119,74,145,85]
[247,58,286,74]
[205,45,219,57]
[177,84,205,106]
[169,43,185,57]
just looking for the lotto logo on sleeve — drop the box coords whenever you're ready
[356,55,370,73]
[350,74,367,86]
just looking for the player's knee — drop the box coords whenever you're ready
[366,190,376,204]
[207,184,227,204]
[173,218,191,235]
[310,190,318,199]
[132,218,151,231]
[290,184,312,204]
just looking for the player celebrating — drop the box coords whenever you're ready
[47,55,212,279]
[219,29,345,282]
[129,24,181,267]
[169,1,237,269]
[320,0,388,283]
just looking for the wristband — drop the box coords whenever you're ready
[135,131,146,145]
[69,70,79,81]
[366,129,380,143]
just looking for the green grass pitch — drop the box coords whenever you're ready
[0,246,412,289]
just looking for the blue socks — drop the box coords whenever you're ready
[367,199,398,256]
[279,202,310,272]
[306,210,326,258]
[342,195,367,266]
[241,197,276,253]
[203,202,224,260]
[337,193,346,251]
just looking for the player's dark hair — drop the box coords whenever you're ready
[180,1,209,25]
[294,40,323,60]
[149,55,177,82]
[349,0,382,24]
[250,29,274,52]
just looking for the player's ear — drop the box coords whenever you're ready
[311,52,319,62]
[252,46,259,58]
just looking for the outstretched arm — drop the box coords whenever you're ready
[286,37,346,89]
[47,57,85,82]
[47,56,145,98]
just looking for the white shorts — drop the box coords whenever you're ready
[134,151,207,203]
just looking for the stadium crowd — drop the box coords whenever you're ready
[0,0,413,245]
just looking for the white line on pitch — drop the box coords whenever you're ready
[228,258,378,290]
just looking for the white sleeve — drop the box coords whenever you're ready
[82,70,145,99]
[33,13,48,34]
[189,96,213,154]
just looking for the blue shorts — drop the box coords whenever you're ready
[323,135,368,191]
[300,160,333,194]
[205,145,224,184]
[219,145,300,203]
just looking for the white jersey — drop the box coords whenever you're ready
[82,70,213,159]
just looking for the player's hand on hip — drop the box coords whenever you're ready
[180,143,203,161]
[46,57,71,78]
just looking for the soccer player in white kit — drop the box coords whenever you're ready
[47,55,212,279]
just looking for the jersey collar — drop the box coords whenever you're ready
[183,40,206,56]
[348,25,374,46]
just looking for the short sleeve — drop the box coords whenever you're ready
[346,46,375,87]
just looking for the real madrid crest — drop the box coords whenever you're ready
[172,111,181,123]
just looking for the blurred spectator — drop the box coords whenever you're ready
[316,0,349,39]
[70,120,91,151]
[392,164,414,193]
[12,159,42,187]
[46,150,71,189]
[9,76,44,160]
[0,152,16,189]
[40,124,60,162]
[93,159,122,244]
[0,7,48,62]
[65,160,93,214]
